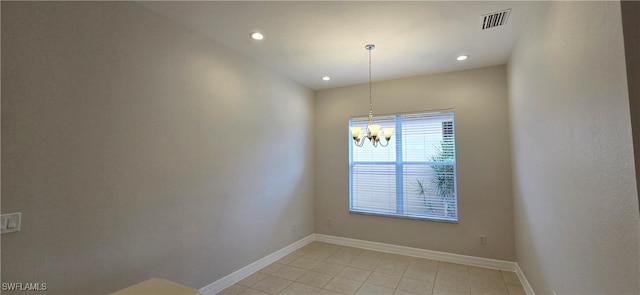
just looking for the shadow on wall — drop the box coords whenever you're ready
[620,0,640,212]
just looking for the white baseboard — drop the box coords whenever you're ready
[199,234,314,295]
[314,234,515,272]
[199,233,534,295]
[515,263,535,295]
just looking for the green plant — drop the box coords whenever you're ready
[415,178,434,212]
[431,137,455,198]
[415,137,455,215]
[429,138,455,199]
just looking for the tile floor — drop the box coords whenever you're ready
[217,242,526,295]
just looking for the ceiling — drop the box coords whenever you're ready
[137,1,535,90]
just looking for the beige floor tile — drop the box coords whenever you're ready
[292,248,312,256]
[305,242,331,249]
[259,263,286,275]
[349,256,381,270]
[323,244,343,252]
[375,260,409,275]
[336,247,363,256]
[432,282,470,295]
[505,284,526,295]
[404,266,437,283]
[394,290,423,295]
[409,259,438,271]
[240,288,272,295]
[337,266,372,282]
[380,253,412,264]
[317,288,345,295]
[272,265,308,281]
[277,254,302,265]
[238,272,268,287]
[279,282,321,295]
[470,286,508,295]
[355,282,395,295]
[291,257,324,270]
[359,250,384,259]
[304,249,333,260]
[435,272,469,289]
[306,242,341,253]
[364,271,402,289]
[227,243,526,295]
[251,276,293,295]
[397,277,434,295]
[468,275,506,293]
[326,252,359,265]
[437,262,468,277]
[468,267,502,282]
[297,271,333,289]
[218,284,248,295]
[500,271,521,286]
[324,276,364,295]
[313,261,347,276]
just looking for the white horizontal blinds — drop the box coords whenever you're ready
[351,165,396,213]
[349,111,457,221]
[350,115,397,214]
[401,112,457,221]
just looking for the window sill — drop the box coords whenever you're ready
[349,209,458,224]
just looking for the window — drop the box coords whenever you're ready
[348,111,458,222]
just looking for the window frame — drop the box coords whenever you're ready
[348,110,459,223]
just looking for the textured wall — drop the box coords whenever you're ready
[314,66,515,261]
[507,1,640,294]
[1,2,314,294]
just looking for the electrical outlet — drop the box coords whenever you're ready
[292,224,297,233]
[1,212,22,234]
[327,218,332,226]
[479,235,486,245]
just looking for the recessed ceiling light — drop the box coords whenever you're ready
[457,55,469,61]
[322,76,331,81]
[250,32,264,40]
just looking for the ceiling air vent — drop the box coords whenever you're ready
[482,9,511,30]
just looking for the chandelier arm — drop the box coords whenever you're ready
[378,138,390,147]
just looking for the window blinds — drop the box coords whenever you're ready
[349,111,457,221]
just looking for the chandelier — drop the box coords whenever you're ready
[350,44,394,147]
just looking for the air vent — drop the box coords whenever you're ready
[482,9,511,30]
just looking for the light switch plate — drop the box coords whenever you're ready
[1,212,21,234]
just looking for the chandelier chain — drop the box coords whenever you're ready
[369,46,372,114]
[367,45,374,126]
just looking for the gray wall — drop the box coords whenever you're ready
[314,66,515,261]
[1,2,314,294]
[621,1,640,211]
[507,1,640,294]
